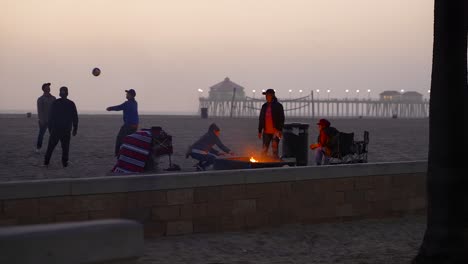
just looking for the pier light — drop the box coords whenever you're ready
[327,89,331,100]
[427,90,430,93]
[401,89,405,93]
[367,89,371,99]
[299,89,303,93]
[197,89,203,93]
[356,89,360,93]
[356,89,360,100]
[261,89,266,93]
[288,89,293,99]
[252,89,256,98]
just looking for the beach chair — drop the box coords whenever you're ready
[354,131,369,163]
[328,131,369,164]
[147,127,180,171]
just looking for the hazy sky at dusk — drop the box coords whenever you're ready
[0,0,433,114]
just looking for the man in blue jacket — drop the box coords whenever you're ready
[106,89,139,156]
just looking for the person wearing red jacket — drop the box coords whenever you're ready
[310,119,336,165]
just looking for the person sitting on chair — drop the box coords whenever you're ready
[187,123,234,171]
[309,119,338,165]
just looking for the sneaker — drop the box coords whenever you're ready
[63,161,72,168]
[195,164,205,171]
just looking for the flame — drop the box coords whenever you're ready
[250,157,258,163]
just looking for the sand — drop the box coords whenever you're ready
[0,114,428,262]
[0,114,428,181]
[138,215,425,264]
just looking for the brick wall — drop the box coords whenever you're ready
[0,172,426,237]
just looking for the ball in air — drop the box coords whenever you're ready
[92,68,101,76]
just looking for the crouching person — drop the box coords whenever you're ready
[187,123,234,171]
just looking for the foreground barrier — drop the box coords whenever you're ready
[0,219,143,264]
[0,161,426,237]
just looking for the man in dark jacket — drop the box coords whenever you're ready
[187,123,234,171]
[106,89,139,156]
[36,82,56,152]
[44,86,78,167]
[258,89,285,159]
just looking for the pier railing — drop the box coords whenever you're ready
[199,95,429,118]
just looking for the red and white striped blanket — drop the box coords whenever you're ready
[112,130,152,173]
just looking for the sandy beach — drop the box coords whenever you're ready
[0,114,428,181]
[138,215,425,264]
[0,114,428,263]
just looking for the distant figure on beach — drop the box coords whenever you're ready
[36,83,56,153]
[258,89,285,159]
[44,86,78,167]
[310,119,338,165]
[106,89,139,156]
[186,123,234,171]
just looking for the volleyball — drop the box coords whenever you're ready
[92,67,101,76]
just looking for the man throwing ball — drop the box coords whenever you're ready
[106,89,139,157]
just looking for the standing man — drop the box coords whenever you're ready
[106,89,139,156]
[36,83,56,152]
[258,89,285,159]
[44,86,78,167]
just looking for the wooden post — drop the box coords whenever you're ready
[229,88,237,118]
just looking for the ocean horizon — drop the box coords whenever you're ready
[0,110,199,116]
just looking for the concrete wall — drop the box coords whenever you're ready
[0,161,427,237]
[0,219,143,264]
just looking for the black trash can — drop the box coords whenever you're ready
[201,108,208,119]
[282,123,309,166]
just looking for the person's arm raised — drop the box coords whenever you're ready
[107,102,126,111]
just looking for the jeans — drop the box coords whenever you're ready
[190,152,217,169]
[115,124,138,156]
[262,133,280,158]
[36,121,49,149]
[44,129,71,166]
[315,146,330,165]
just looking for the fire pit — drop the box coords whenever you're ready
[213,157,295,170]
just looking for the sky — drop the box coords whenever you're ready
[0,0,434,114]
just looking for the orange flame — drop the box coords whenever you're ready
[250,157,258,163]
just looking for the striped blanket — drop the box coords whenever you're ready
[112,130,153,174]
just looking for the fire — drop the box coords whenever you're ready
[250,157,258,163]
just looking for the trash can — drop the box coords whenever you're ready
[201,108,208,119]
[282,123,309,166]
